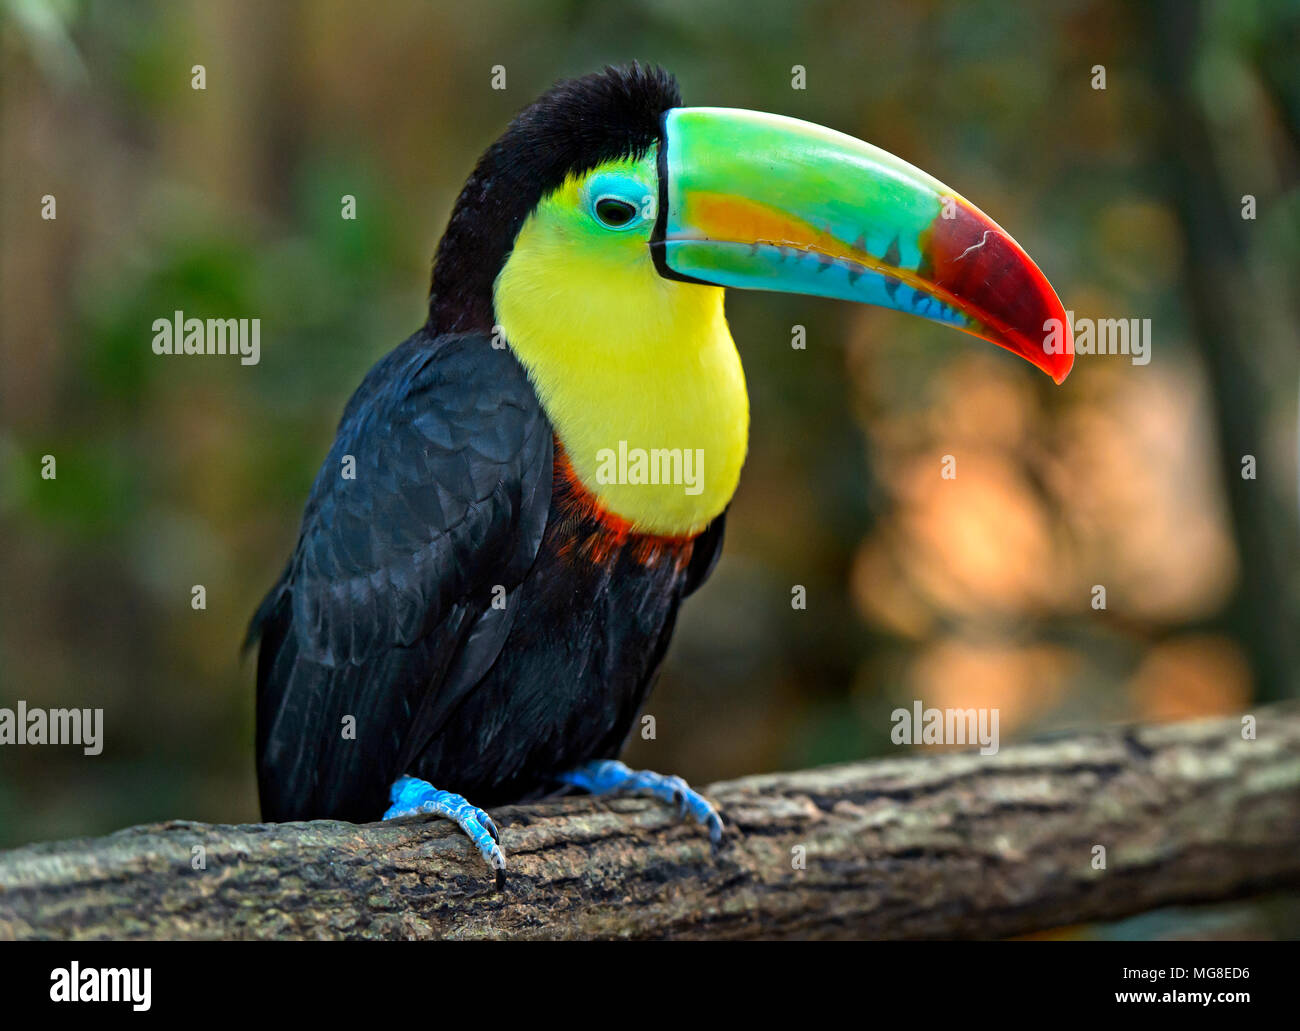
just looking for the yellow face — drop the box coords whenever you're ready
[493,151,749,538]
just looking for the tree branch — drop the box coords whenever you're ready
[2,706,1298,939]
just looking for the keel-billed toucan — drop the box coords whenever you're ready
[251,65,1072,880]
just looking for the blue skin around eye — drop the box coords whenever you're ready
[586,172,653,228]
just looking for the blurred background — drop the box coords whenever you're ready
[1,0,1297,936]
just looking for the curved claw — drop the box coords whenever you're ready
[384,775,506,882]
[559,760,725,845]
[667,777,724,845]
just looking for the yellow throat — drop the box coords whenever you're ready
[493,174,749,537]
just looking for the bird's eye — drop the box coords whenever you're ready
[594,196,639,228]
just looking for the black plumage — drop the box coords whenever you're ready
[250,66,724,822]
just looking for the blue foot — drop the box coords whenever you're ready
[558,759,724,845]
[383,775,505,883]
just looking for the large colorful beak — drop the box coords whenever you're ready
[651,108,1073,383]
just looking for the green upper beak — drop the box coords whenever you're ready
[651,107,1073,383]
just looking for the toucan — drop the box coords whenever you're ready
[250,64,1072,882]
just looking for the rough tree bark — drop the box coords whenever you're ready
[1,706,1298,940]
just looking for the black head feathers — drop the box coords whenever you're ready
[429,64,681,333]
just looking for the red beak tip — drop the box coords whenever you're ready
[1048,314,1074,384]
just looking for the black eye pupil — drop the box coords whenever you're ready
[596,198,637,227]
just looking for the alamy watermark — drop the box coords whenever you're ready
[891,700,999,755]
[594,441,704,496]
[50,963,150,1011]
[0,701,102,755]
[152,310,260,365]
[1045,311,1151,366]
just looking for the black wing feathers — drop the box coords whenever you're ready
[252,330,552,820]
